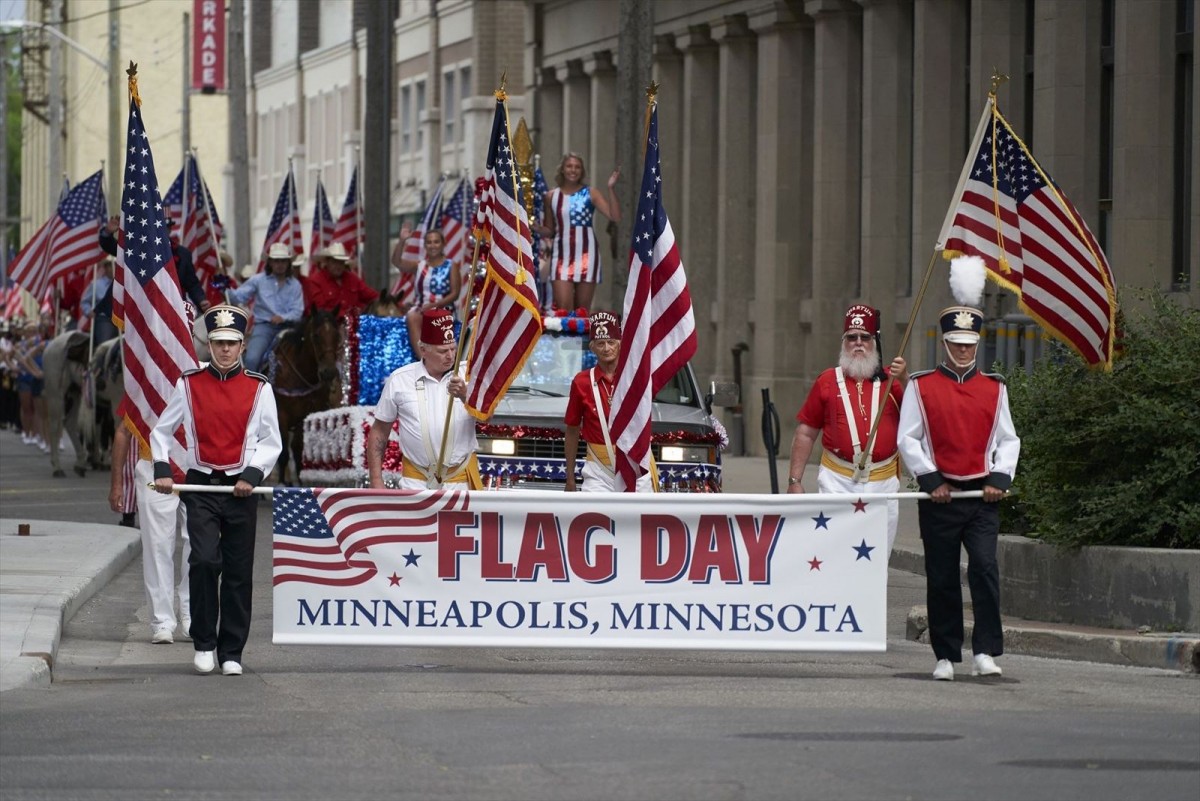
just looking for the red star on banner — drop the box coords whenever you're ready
[388,573,402,586]
[853,498,868,513]
[808,557,822,571]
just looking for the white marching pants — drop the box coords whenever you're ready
[580,458,654,493]
[134,459,191,632]
[816,465,899,557]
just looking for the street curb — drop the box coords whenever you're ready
[905,605,1200,674]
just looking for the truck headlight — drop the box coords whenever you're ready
[483,439,516,455]
[658,445,713,463]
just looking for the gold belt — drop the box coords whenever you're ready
[401,453,483,489]
[821,450,900,481]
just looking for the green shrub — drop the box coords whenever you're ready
[1003,288,1200,548]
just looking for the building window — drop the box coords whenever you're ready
[443,69,456,145]
[416,79,426,151]
[400,84,412,153]
[1172,0,1194,290]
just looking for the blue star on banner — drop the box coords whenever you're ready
[811,512,831,530]
[403,549,421,567]
[853,539,875,561]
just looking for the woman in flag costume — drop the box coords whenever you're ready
[393,230,461,348]
[540,153,621,313]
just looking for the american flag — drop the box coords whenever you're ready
[8,170,107,302]
[332,164,360,257]
[257,167,302,272]
[609,103,697,491]
[440,178,471,264]
[163,154,225,284]
[309,177,335,264]
[272,488,471,586]
[111,95,199,454]
[462,95,543,420]
[392,178,446,302]
[937,97,1118,368]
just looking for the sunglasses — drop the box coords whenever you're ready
[843,333,873,343]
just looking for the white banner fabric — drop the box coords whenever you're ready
[272,488,889,652]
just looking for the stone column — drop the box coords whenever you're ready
[536,67,564,170]
[1192,19,1199,303]
[1111,0,1175,286]
[653,34,684,218]
[558,59,591,163]
[970,0,1027,133]
[860,0,913,334]
[805,0,862,374]
[911,0,969,361]
[676,25,720,384]
[743,1,812,455]
[711,14,757,398]
[584,51,619,311]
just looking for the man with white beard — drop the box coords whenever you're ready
[787,305,907,555]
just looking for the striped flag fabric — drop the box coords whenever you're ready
[8,170,107,302]
[257,167,302,272]
[309,177,335,264]
[462,94,543,420]
[271,487,471,586]
[391,178,446,302]
[937,96,1118,368]
[332,164,360,257]
[111,94,199,454]
[609,103,697,492]
[440,178,471,264]
[164,154,225,284]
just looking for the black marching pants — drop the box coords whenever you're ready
[919,492,1003,662]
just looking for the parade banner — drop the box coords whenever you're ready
[272,489,889,652]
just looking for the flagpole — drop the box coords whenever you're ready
[287,156,296,258]
[181,151,191,248]
[191,148,228,302]
[354,153,363,265]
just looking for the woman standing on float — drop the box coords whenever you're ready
[540,153,620,313]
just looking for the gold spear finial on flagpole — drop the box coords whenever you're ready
[989,68,1009,98]
[126,60,141,107]
[495,70,508,102]
[642,81,659,159]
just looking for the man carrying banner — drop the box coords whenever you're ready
[897,257,1021,681]
[367,309,481,490]
[151,304,282,677]
[564,311,653,492]
[787,304,907,555]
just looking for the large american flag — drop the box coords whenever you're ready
[332,164,360,257]
[8,170,107,302]
[272,488,471,586]
[111,95,198,453]
[462,95,543,420]
[391,178,446,302]
[309,177,335,264]
[609,103,697,491]
[163,154,225,284]
[257,167,302,272]
[440,178,471,264]
[937,98,1118,368]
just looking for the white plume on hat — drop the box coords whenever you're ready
[949,255,987,307]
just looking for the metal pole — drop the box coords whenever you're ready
[48,0,64,218]
[227,0,251,269]
[107,0,121,206]
[1,33,8,282]
[182,12,190,164]
[363,0,397,289]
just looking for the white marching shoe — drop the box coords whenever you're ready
[193,650,215,674]
[932,659,955,681]
[973,653,1003,676]
[221,661,243,676]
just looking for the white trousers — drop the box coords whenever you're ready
[580,459,654,493]
[134,459,191,632]
[816,465,899,557]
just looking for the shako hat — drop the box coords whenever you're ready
[204,304,249,342]
[939,255,987,344]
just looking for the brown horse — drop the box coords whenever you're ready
[269,308,342,485]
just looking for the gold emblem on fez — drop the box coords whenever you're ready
[214,309,236,329]
[954,311,975,330]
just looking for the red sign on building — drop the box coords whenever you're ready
[192,0,226,92]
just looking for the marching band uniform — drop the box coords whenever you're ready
[898,301,1020,680]
[151,305,282,676]
[373,310,480,490]
[794,305,903,553]
[563,311,653,492]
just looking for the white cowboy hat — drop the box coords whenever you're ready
[266,242,292,261]
[322,241,350,262]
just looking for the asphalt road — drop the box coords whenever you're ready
[1,437,1198,801]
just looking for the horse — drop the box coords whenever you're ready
[41,330,95,477]
[78,335,125,467]
[366,291,406,318]
[268,307,342,485]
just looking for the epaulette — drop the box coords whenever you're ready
[181,366,205,377]
[980,371,1007,383]
[908,369,935,380]
[244,369,269,382]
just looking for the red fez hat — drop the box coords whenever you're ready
[420,309,456,345]
[844,304,879,336]
[589,311,621,341]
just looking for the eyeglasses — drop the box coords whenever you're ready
[843,334,872,343]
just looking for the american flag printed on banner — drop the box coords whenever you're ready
[392,178,447,302]
[310,177,335,263]
[609,103,697,491]
[440,178,470,264]
[937,97,1118,368]
[111,95,199,453]
[257,168,303,272]
[332,164,360,257]
[163,154,225,284]
[272,488,472,586]
[8,170,107,302]
[462,94,543,420]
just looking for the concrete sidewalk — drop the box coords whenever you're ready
[1,446,1195,694]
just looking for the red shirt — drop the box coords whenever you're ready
[304,267,379,314]
[796,368,903,463]
[565,367,616,445]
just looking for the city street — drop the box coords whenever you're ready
[1,429,1198,800]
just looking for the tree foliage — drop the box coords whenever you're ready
[1004,289,1200,548]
